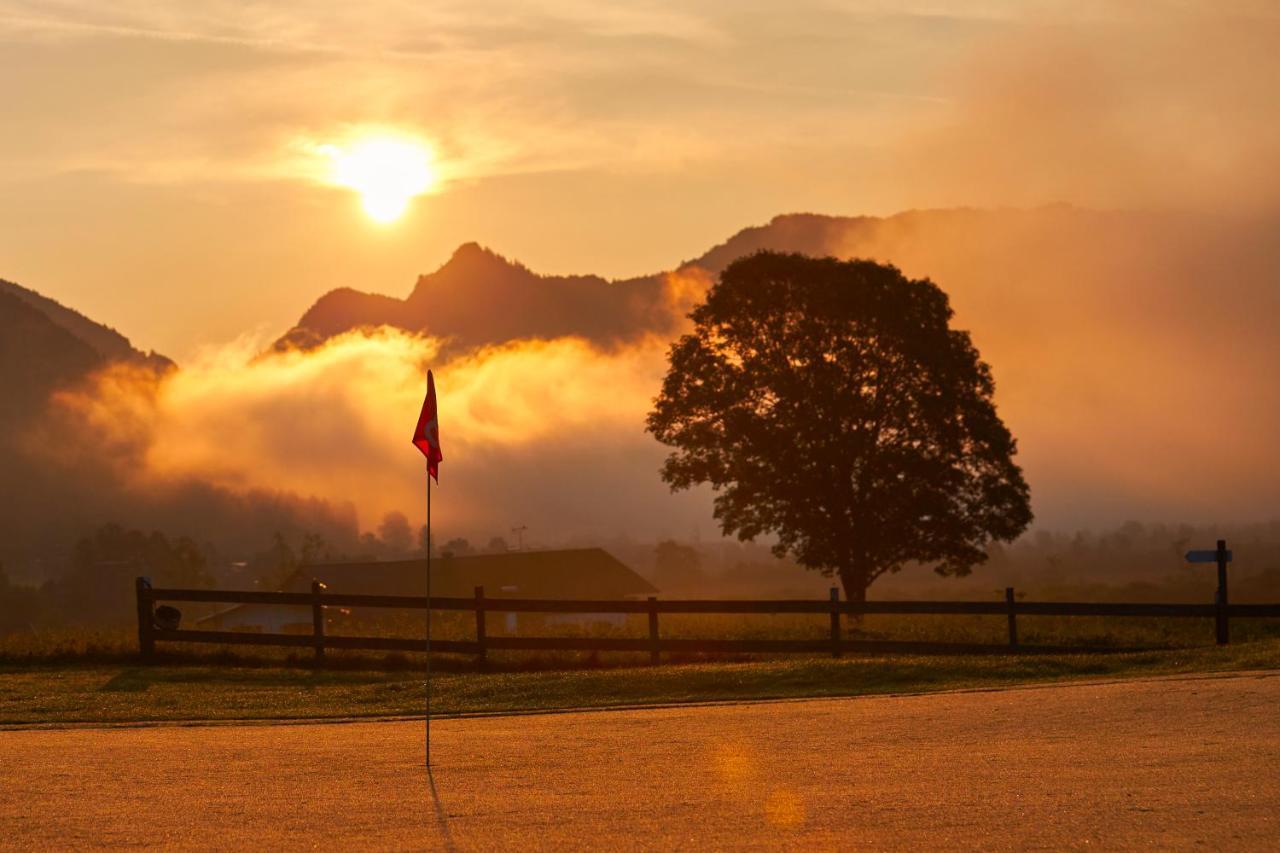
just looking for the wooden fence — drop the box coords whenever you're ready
[134,578,1280,663]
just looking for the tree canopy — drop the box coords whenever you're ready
[646,252,1032,601]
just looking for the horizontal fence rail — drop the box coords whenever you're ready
[134,578,1280,664]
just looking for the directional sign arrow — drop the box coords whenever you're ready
[1186,549,1232,564]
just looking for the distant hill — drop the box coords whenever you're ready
[676,212,874,275]
[0,290,103,427]
[0,279,173,428]
[0,279,172,371]
[275,242,672,353]
[0,278,358,578]
[275,216,871,352]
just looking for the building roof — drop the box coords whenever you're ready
[285,547,658,599]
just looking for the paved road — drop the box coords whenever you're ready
[3,673,1279,850]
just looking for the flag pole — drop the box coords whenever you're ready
[412,368,441,768]
[425,462,432,767]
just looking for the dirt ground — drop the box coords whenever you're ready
[3,672,1278,850]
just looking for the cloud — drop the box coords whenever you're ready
[0,1,726,56]
[45,326,710,543]
[0,0,998,189]
[10,0,1273,220]
[892,2,1280,212]
[818,207,1280,527]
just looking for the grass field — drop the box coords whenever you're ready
[3,637,1279,727]
[5,611,1279,727]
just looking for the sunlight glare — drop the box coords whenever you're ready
[324,136,436,223]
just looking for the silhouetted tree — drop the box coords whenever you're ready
[70,524,212,589]
[251,532,298,589]
[485,536,510,553]
[653,540,705,592]
[299,532,331,564]
[0,561,47,633]
[357,532,381,557]
[46,524,213,623]
[442,537,474,557]
[378,511,413,555]
[647,252,1032,602]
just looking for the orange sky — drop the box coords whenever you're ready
[3,2,1276,361]
[4,1,1280,542]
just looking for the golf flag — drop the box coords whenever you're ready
[412,370,442,483]
[412,372,441,765]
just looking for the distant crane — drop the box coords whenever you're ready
[511,525,529,551]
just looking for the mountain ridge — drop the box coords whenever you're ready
[0,278,173,371]
[270,208,1018,353]
[271,213,857,352]
[275,240,673,353]
[0,280,175,430]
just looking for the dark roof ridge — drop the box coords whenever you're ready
[283,547,658,598]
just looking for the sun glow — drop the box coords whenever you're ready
[322,136,436,223]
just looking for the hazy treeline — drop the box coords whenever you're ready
[612,520,1280,604]
[0,514,520,633]
[3,518,1279,636]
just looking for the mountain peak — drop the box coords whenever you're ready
[450,241,490,260]
[437,242,525,277]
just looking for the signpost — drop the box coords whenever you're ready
[1186,539,1231,645]
[1184,548,1232,564]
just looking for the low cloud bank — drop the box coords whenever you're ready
[44,202,1280,551]
[46,328,711,546]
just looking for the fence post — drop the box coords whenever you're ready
[1005,587,1019,649]
[1216,539,1230,646]
[311,580,326,661]
[135,577,154,659]
[474,585,487,666]
[829,587,841,658]
[648,596,660,665]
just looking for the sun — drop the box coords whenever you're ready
[323,136,436,223]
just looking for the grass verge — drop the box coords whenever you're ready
[2,639,1278,727]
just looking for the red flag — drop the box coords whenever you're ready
[412,370,442,483]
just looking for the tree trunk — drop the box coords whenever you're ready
[838,570,868,633]
[840,573,868,604]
